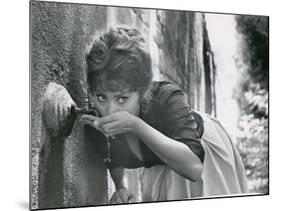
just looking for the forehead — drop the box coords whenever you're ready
[92,77,134,92]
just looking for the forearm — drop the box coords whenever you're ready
[109,167,136,204]
[109,167,128,190]
[133,118,203,181]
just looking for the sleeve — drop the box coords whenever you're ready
[158,82,205,163]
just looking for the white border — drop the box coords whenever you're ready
[1,0,279,211]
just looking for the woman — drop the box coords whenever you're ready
[80,27,248,202]
[50,27,248,203]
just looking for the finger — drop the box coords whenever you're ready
[80,118,106,135]
[79,118,92,126]
[106,127,131,136]
[98,114,118,126]
[80,114,100,121]
[101,121,121,134]
[80,118,96,128]
[80,115,100,126]
[80,119,101,130]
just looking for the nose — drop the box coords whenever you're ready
[106,101,120,115]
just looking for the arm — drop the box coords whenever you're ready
[109,167,127,190]
[133,118,203,181]
[109,167,136,204]
[83,111,203,182]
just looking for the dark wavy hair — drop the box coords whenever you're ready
[86,27,153,112]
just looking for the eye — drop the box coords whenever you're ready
[117,96,128,104]
[96,94,106,102]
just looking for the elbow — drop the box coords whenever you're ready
[190,162,203,182]
[182,161,203,182]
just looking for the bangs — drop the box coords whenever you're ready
[93,78,133,93]
[90,54,142,93]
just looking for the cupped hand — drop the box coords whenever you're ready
[80,111,140,137]
[95,111,140,136]
[79,114,105,134]
[110,188,136,204]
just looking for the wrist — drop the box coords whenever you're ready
[132,116,143,135]
[114,178,128,190]
[115,185,128,192]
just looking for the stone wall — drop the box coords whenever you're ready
[31,2,109,209]
[155,10,216,114]
[31,1,215,209]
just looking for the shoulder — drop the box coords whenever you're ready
[140,80,186,126]
[151,81,184,106]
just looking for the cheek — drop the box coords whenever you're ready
[125,99,140,116]
[93,99,105,115]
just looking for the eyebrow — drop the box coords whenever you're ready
[115,92,129,97]
[94,90,130,97]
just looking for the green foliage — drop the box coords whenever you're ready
[236,15,269,90]
[235,15,269,193]
[236,84,268,193]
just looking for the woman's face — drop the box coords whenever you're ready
[92,88,141,117]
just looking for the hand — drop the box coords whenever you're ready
[110,188,136,204]
[95,111,140,137]
[79,114,105,135]
[42,82,77,138]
